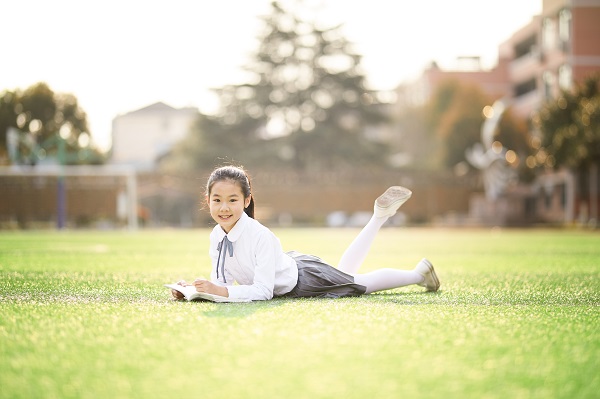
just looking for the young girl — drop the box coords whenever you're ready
[172,165,439,301]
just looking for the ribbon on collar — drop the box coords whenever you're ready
[216,236,234,283]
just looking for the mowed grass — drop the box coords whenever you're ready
[0,227,598,399]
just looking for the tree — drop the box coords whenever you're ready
[534,75,600,170]
[427,80,491,169]
[168,0,389,172]
[427,79,531,176]
[0,82,102,165]
[391,105,436,169]
[0,89,19,163]
[533,74,600,223]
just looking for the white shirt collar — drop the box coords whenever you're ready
[214,212,250,242]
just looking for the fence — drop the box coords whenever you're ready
[1,167,479,229]
[0,166,137,229]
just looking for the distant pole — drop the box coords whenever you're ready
[57,136,66,229]
[126,169,139,231]
[591,163,598,228]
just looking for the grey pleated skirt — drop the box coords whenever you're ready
[282,251,367,298]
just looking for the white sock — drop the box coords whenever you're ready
[337,215,387,274]
[354,269,423,294]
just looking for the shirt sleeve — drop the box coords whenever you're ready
[225,231,279,301]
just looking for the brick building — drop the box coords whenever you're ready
[399,0,600,226]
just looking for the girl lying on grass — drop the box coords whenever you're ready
[171,165,439,301]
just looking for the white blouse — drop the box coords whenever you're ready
[209,212,298,300]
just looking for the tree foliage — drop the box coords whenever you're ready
[168,0,389,172]
[426,79,531,174]
[0,82,102,165]
[390,103,437,169]
[533,74,600,171]
[0,90,19,154]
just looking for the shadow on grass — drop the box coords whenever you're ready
[187,297,288,318]
[182,290,446,318]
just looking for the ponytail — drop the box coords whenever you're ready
[245,195,255,219]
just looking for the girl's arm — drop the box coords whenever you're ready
[193,279,229,297]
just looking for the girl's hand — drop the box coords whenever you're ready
[193,279,229,297]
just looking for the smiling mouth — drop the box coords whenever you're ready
[219,215,233,220]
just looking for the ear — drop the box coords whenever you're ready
[205,194,210,206]
[245,195,252,208]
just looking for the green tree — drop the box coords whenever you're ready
[533,74,600,223]
[427,79,531,175]
[0,89,19,163]
[0,82,102,165]
[169,0,389,172]
[389,100,439,170]
[20,83,58,142]
[429,81,490,169]
[534,75,600,170]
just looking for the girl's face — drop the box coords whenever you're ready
[207,180,251,233]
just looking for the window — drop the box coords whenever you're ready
[545,190,552,209]
[514,35,537,59]
[542,17,557,51]
[559,184,566,208]
[558,64,572,91]
[515,78,537,97]
[543,71,556,100]
[558,9,571,48]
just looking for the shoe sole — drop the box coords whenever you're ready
[421,258,440,292]
[375,186,412,209]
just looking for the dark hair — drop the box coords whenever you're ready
[206,165,255,218]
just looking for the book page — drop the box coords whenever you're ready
[164,284,251,303]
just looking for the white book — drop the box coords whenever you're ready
[165,283,251,303]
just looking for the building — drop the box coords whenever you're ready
[400,0,600,226]
[110,102,198,171]
[502,0,600,225]
[407,0,600,108]
[406,0,600,112]
[501,0,600,119]
[415,56,512,106]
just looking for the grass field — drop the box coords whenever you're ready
[0,227,598,399]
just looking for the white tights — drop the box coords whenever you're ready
[337,215,423,294]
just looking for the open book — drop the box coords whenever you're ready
[165,283,251,303]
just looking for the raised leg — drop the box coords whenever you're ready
[337,186,412,274]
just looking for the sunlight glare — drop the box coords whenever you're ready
[483,105,494,119]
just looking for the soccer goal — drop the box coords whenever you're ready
[0,165,138,230]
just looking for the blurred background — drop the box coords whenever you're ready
[1,0,599,230]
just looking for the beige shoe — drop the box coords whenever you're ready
[374,186,412,218]
[414,258,440,292]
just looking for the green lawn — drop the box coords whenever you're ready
[0,228,598,399]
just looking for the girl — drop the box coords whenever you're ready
[172,165,439,301]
